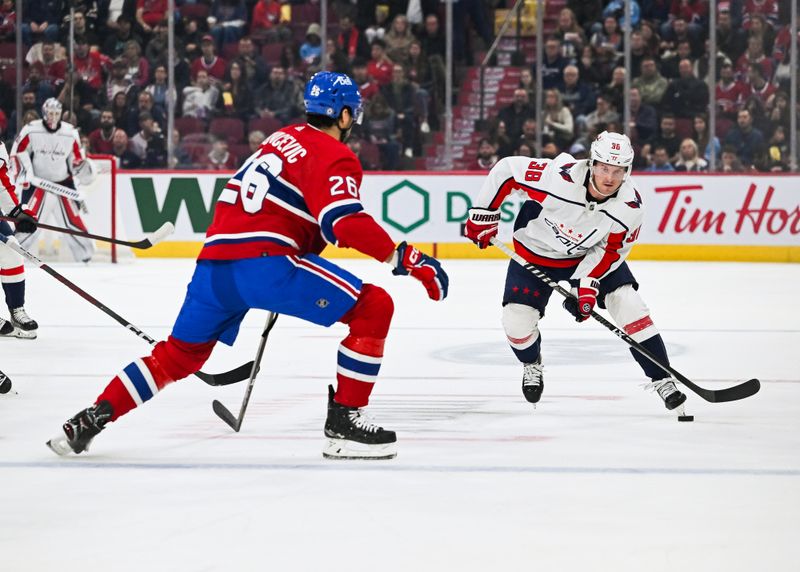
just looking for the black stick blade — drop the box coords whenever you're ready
[703,378,761,403]
[196,361,256,386]
[212,399,240,432]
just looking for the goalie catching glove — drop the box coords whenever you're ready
[562,277,600,322]
[391,242,449,301]
[464,207,500,249]
[9,204,37,234]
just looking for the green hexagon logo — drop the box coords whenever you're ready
[382,180,430,233]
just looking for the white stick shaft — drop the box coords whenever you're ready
[29,175,84,201]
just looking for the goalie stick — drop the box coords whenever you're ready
[0,233,253,386]
[28,175,85,201]
[212,312,279,432]
[0,217,175,249]
[490,237,760,403]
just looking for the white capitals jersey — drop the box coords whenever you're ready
[475,153,644,281]
[10,119,86,185]
[0,142,20,215]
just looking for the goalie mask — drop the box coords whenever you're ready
[588,131,634,196]
[42,98,63,130]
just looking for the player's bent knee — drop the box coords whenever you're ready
[605,284,658,342]
[341,283,394,339]
[502,303,540,347]
[152,336,216,381]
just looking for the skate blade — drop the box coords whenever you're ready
[672,404,689,418]
[46,434,75,456]
[322,438,397,460]
[0,327,37,340]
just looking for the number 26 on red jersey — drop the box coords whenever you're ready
[219,152,283,214]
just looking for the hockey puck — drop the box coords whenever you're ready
[0,375,11,395]
[677,415,694,422]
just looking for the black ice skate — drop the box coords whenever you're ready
[9,307,38,339]
[643,377,687,411]
[46,400,114,456]
[323,385,397,460]
[522,357,544,404]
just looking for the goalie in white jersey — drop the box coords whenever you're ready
[0,141,39,338]
[465,131,687,412]
[10,98,96,262]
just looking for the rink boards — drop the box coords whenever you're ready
[111,171,800,262]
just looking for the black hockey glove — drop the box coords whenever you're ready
[9,204,37,234]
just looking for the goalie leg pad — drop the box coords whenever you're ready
[57,197,95,262]
[336,284,394,408]
[502,303,542,363]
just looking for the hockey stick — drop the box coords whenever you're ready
[212,312,279,432]
[0,234,253,386]
[490,237,760,403]
[28,175,84,201]
[0,217,175,249]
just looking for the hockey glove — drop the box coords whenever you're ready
[9,204,37,234]
[464,207,501,249]
[562,277,600,322]
[392,242,449,301]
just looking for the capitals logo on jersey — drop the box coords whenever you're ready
[625,189,642,209]
[558,162,576,183]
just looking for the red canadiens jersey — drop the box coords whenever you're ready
[199,125,373,260]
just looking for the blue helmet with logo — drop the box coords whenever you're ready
[303,71,363,124]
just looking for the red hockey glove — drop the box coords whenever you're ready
[9,204,37,234]
[391,242,449,301]
[464,207,500,249]
[562,277,599,322]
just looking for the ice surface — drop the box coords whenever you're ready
[1,259,798,571]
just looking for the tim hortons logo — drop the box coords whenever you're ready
[655,183,800,235]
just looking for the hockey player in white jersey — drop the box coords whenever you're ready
[0,141,39,338]
[10,98,96,263]
[464,131,687,412]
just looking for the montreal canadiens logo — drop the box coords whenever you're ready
[581,302,591,313]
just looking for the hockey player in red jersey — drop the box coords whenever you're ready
[0,141,39,339]
[47,71,449,460]
[10,98,96,263]
[465,131,687,415]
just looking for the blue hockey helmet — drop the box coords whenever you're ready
[303,71,363,124]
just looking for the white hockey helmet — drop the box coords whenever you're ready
[589,131,634,180]
[42,97,63,130]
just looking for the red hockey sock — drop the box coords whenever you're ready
[96,356,173,421]
[335,284,394,408]
[335,335,385,408]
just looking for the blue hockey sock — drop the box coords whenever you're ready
[3,280,24,310]
[630,334,670,380]
[509,336,541,364]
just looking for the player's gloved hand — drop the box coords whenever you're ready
[562,277,599,322]
[391,241,449,301]
[9,204,37,234]
[464,207,500,249]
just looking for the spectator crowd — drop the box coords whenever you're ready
[0,0,796,172]
[476,0,797,173]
